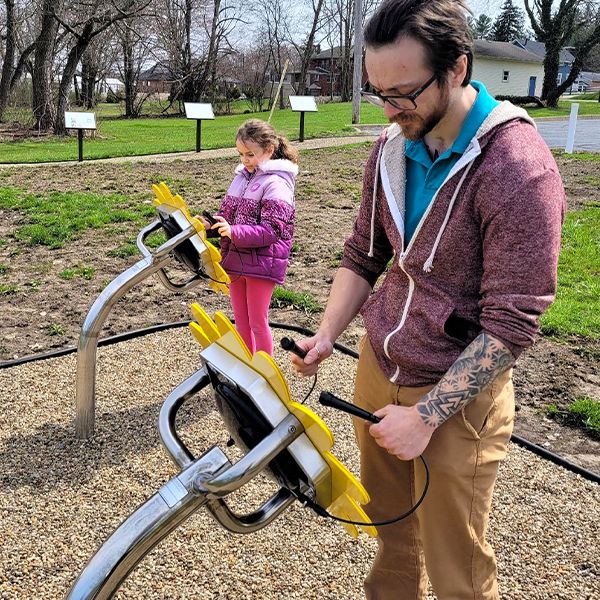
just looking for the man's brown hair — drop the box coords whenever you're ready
[364,0,473,86]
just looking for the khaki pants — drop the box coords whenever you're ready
[353,337,515,600]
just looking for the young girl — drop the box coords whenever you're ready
[201,119,299,356]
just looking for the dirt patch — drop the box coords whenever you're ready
[0,145,598,474]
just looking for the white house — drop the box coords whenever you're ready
[472,40,544,97]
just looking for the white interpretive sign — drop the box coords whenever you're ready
[64,112,97,130]
[184,103,215,120]
[289,96,318,112]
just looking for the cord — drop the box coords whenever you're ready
[301,374,318,404]
[296,455,430,528]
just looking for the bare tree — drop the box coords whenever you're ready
[31,0,60,131]
[524,0,600,106]
[52,0,151,134]
[235,44,272,112]
[154,0,242,111]
[322,0,376,101]
[257,0,290,109]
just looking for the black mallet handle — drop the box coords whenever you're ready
[319,391,381,424]
[280,336,308,359]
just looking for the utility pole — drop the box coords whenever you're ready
[351,0,364,124]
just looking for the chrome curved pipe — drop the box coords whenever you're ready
[66,446,230,600]
[75,222,199,439]
[158,368,211,469]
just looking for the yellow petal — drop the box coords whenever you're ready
[329,493,378,538]
[189,322,211,349]
[190,303,220,343]
[322,452,370,505]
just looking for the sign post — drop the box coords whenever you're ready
[289,96,318,142]
[565,103,579,154]
[184,103,215,152]
[64,112,97,162]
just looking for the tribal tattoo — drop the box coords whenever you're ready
[416,332,515,429]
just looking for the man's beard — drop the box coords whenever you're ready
[389,86,450,141]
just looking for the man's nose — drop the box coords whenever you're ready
[383,101,404,120]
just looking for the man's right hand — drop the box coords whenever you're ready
[289,335,334,377]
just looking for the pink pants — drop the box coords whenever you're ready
[228,276,276,355]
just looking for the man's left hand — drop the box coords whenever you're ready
[369,404,434,460]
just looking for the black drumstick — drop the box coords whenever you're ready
[280,336,308,359]
[319,391,381,424]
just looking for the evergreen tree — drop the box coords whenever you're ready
[491,0,526,42]
[469,14,494,40]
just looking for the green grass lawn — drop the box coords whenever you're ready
[527,99,600,118]
[541,203,600,340]
[0,102,387,164]
[3,97,600,164]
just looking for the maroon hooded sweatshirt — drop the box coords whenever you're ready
[341,102,566,386]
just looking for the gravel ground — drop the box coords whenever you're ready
[0,327,598,599]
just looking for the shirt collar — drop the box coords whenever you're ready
[405,80,499,165]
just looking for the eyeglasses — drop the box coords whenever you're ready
[360,74,437,111]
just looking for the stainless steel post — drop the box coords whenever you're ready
[75,221,199,438]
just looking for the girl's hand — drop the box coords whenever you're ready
[198,215,211,230]
[214,216,231,238]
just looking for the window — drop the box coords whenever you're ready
[557,73,563,84]
[502,71,510,82]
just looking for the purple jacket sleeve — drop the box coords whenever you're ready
[476,129,565,358]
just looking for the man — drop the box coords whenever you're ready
[289,0,565,598]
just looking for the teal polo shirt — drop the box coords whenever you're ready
[404,81,499,244]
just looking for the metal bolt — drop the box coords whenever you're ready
[288,425,297,434]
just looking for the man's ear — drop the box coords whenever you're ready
[449,54,468,88]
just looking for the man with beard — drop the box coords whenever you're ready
[288,0,565,598]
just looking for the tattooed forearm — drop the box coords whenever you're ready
[416,332,514,429]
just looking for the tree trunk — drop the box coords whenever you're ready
[81,54,99,109]
[0,0,16,122]
[121,28,136,117]
[541,41,561,103]
[55,27,93,135]
[32,0,60,131]
[296,0,325,97]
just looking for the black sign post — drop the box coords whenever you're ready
[299,112,306,143]
[65,112,97,162]
[195,119,202,152]
[77,129,84,162]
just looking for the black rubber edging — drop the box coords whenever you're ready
[1,320,597,484]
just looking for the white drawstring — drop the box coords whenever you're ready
[368,143,384,258]
[423,160,475,273]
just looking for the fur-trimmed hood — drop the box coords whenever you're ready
[235,159,299,177]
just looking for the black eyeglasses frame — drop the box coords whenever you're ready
[360,74,437,110]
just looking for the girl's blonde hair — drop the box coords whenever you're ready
[236,119,299,164]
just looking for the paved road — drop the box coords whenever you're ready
[536,118,600,152]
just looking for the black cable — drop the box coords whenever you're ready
[297,455,430,528]
[301,374,318,405]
